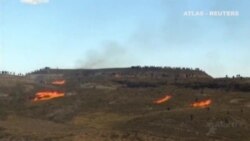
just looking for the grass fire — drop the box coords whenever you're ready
[191,99,212,108]
[1,67,250,141]
[33,91,65,102]
[153,95,172,104]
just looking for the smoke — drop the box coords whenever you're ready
[75,0,249,76]
[77,42,135,69]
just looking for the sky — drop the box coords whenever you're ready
[0,0,250,77]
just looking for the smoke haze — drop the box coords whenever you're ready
[76,42,135,69]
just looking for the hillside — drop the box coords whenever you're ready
[0,67,249,141]
[27,66,211,83]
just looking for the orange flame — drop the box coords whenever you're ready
[33,91,65,102]
[192,99,212,108]
[52,80,66,85]
[154,95,172,104]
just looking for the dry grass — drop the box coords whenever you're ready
[0,72,250,141]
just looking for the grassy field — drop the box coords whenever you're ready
[0,69,250,141]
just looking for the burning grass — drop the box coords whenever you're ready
[191,99,212,108]
[153,95,172,104]
[33,91,65,102]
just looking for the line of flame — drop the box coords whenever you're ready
[191,99,212,108]
[154,95,172,104]
[33,91,65,102]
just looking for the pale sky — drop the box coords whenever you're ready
[0,0,250,77]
